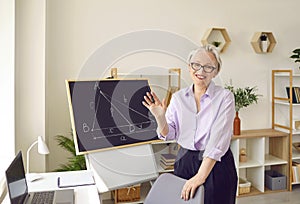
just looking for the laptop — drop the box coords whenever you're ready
[5,151,74,204]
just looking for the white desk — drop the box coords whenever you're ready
[3,170,101,204]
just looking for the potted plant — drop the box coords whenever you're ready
[260,34,268,52]
[225,84,260,135]
[54,133,86,171]
[290,48,300,72]
[212,41,221,47]
[212,41,222,52]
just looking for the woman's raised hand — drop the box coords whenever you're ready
[142,91,166,118]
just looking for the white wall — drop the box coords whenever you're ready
[15,0,47,173]
[16,0,300,171]
[0,0,15,178]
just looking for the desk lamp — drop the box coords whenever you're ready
[26,136,49,173]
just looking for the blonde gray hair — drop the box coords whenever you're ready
[187,44,222,72]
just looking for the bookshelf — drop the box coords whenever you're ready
[272,69,300,189]
[230,129,289,196]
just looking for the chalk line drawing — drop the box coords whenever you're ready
[84,81,157,141]
[91,83,156,138]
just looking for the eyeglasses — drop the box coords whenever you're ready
[190,62,216,73]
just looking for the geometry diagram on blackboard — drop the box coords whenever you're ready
[66,79,159,155]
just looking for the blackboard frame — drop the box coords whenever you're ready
[66,79,160,155]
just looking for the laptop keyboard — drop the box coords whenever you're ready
[31,191,55,204]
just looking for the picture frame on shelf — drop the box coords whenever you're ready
[293,119,300,130]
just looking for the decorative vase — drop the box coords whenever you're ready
[239,148,247,162]
[239,154,247,162]
[261,40,268,53]
[233,111,241,135]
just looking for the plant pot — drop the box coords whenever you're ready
[233,111,241,135]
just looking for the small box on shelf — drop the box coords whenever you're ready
[265,170,286,190]
[238,178,251,195]
[114,184,141,203]
[293,120,300,130]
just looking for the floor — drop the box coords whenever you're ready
[102,185,300,204]
[236,185,300,204]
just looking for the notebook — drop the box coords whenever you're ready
[5,151,74,204]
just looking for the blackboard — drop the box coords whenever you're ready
[66,79,159,154]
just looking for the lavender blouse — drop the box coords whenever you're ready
[158,81,235,161]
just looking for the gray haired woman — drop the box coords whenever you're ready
[143,45,237,204]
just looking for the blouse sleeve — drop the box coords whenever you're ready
[203,91,235,161]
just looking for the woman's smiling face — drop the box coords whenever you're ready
[189,50,219,88]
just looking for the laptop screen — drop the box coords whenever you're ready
[5,151,29,204]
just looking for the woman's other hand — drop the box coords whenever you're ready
[181,174,205,201]
[142,91,166,118]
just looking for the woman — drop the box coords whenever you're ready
[142,45,237,204]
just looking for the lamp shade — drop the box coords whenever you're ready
[37,136,49,154]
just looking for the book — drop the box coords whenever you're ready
[292,166,297,183]
[160,153,176,170]
[291,166,295,183]
[292,160,300,183]
[293,87,299,103]
[160,158,174,166]
[159,161,174,170]
[160,153,176,163]
[286,87,300,103]
[293,159,300,165]
[298,166,300,183]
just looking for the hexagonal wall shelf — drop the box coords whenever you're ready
[251,32,277,54]
[201,27,231,53]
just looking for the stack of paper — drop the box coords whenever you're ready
[160,153,176,170]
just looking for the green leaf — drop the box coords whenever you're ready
[225,83,261,112]
[54,133,86,172]
[293,48,300,53]
[290,54,300,59]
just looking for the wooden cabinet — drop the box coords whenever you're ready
[272,69,300,189]
[230,129,289,196]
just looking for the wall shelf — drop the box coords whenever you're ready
[201,27,231,53]
[251,32,277,54]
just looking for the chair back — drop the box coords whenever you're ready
[144,173,204,204]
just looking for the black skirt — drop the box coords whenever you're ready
[174,147,237,204]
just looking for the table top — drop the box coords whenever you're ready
[3,170,101,204]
